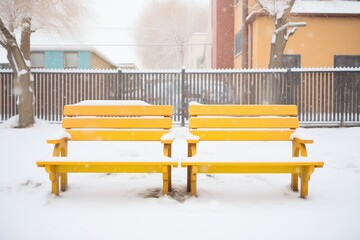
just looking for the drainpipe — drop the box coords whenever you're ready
[242,0,249,69]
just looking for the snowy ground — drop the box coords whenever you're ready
[1,119,360,240]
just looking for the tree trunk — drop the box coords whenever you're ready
[0,17,34,127]
[268,1,295,69]
[18,17,35,128]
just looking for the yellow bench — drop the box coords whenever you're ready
[37,101,177,196]
[182,103,324,198]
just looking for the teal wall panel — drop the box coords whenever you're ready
[78,51,91,69]
[45,51,64,69]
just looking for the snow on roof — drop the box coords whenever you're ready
[292,1,360,15]
[0,48,8,64]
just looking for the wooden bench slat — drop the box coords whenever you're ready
[63,117,172,129]
[181,162,323,174]
[189,117,299,129]
[39,102,175,196]
[190,130,296,141]
[185,104,323,198]
[66,130,171,141]
[64,105,172,117]
[189,105,298,116]
[37,162,178,173]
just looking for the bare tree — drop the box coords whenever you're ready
[135,0,208,68]
[257,0,306,68]
[0,0,85,128]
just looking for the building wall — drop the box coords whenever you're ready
[235,10,360,69]
[33,50,115,69]
[45,51,64,69]
[43,51,92,69]
[247,15,360,68]
[287,16,360,68]
[78,51,91,69]
[91,52,117,69]
[212,0,234,69]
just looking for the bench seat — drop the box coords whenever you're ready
[184,103,324,198]
[37,101,175,196]
[37,157,178,195]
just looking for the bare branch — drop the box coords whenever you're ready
[274,22,306,34]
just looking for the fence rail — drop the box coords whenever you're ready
[1,68,360,126]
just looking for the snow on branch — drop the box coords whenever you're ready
[246,9,265,23]
[258,0,292,20]
[274,22,306,34]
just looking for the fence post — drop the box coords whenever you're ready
[117,69,122,100]
[181,67,186,126]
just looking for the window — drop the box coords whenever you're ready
[64,52,78,68]
[282,54,301,68]
[235,30,242,56]
[31,52,45,68]
[334,55,360,68]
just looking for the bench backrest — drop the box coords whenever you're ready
[189,104,299,141]
[62,103,172,141]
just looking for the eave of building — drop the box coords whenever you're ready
[246,12,360,24]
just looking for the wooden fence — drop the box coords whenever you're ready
[1,68,359,126]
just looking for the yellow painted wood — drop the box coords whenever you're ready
[190,166,198,196]
[37,161,178,168]
[189,105,298,116]
[163,143,172,157]
[189,117,299,129]
[190,130,296,141]
[162,165,171,194]
[40,103,175,196]
[37,161,177,196]
[65,129,171,141]
[181,162,323,173]
[64,105,172,117]
[60,173,68,192]
[188,143,197,157]
[185,104,323,198]
[62,117,172,129]
[291,173,299,191]
[183,162,323,197]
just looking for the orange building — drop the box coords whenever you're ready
[233,0,360,68]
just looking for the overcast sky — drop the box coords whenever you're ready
[33,0,210,67]
[0,0,210,67]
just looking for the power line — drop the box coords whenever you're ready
[31,43,213,47]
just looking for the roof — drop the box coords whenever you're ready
[246,0,360,24]
[292,1,360,15]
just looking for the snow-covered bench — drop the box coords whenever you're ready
[37,101,177,196]
[182,103,324,198]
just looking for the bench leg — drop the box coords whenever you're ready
[291,173,299,192]
[162,166,171,195]
[187,166,192,192]
[45,165,60,196]
[50,173,60,196]
[60,173,68,192]
[299,173,311,198]
[167,166,172,192]
[187,166,198,197]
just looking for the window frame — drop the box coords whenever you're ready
[235,30,242,57]
[30,51,45,68]
[334,55,360,68]
[282,54,301,68]
[64,51,79,69]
